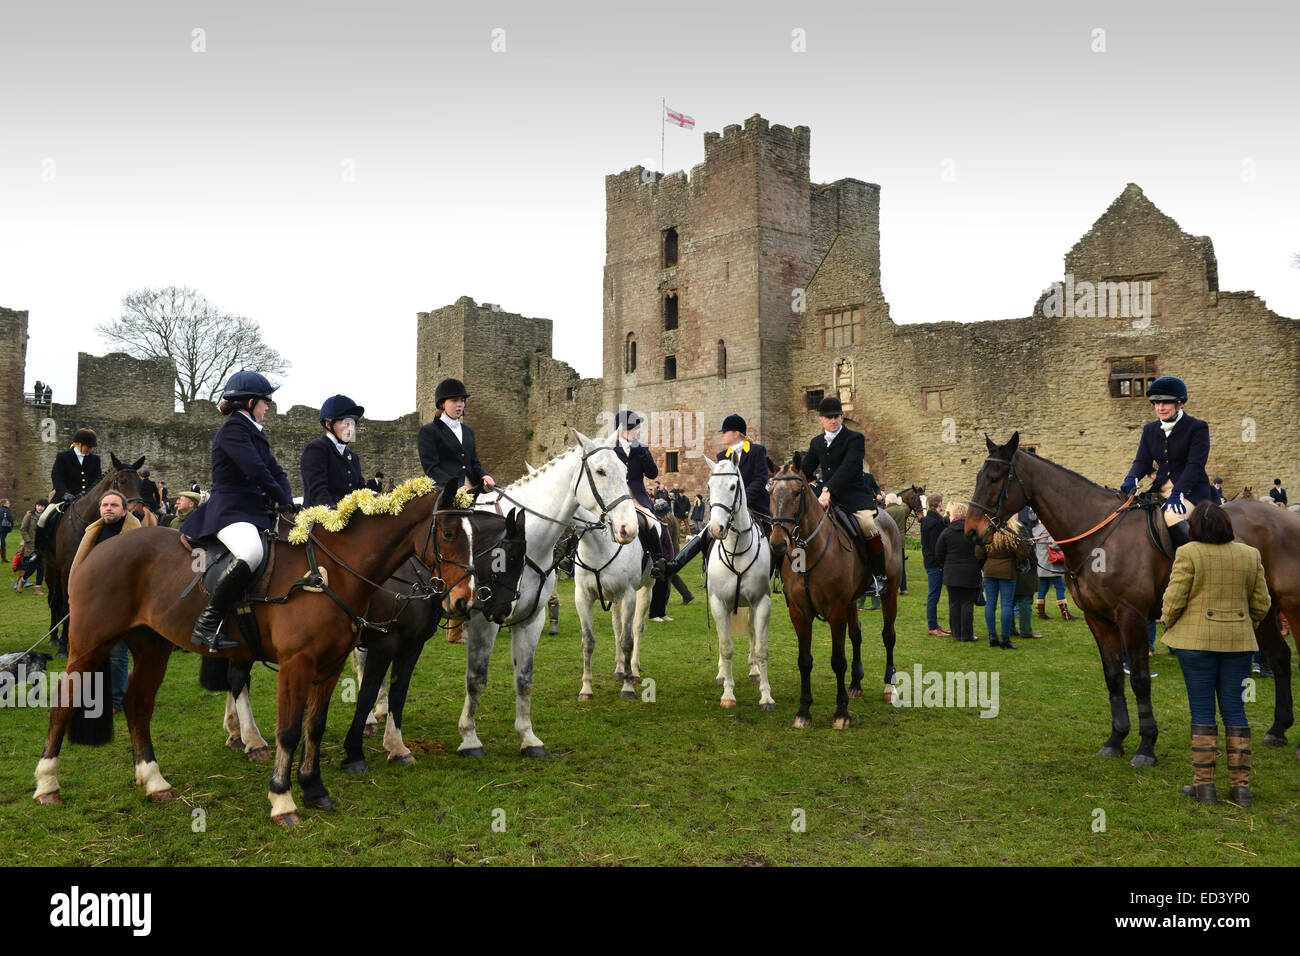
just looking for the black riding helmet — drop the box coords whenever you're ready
[435,378,469,409]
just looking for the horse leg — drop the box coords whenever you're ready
[1117,605,1158,766]
[792,604,814,730]
[457,617,498,757]
[1083,611,1131,758]
[34,633,117,805]
[752,595,775,712]
[829,609,851,729]
[845,608,864,700]
[610,596,626,682]
[880,583,899,703]
[576,583,598,700]
[342,642,393,773]
[712,592,737,708]
[268,654,314,825]
[616,592,637,699]
[229,661,269,761]
[297,677,339,812]
[223,691,242,750]
[511,615,548,757]
[352,647,383,735]
[382,639,423,766]
[630,583,651,684]
[123,635,176,803]
[1255,607,1292,746]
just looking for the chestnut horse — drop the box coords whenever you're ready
[33,480,475,824]
[966,433,1300,765]
[39,454,148,654]
[768,456,903,729]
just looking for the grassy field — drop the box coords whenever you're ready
[3,539,1299,867]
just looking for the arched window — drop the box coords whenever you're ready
[626,332,637,373]
[717,340,727,379]
[662,227,678,268]
[663,293,678,331]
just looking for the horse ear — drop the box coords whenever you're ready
[707,456,721,473]
[571,427,596,450]
[110,452,124,470]
[132,456,146,471]
[437,480,459,508]
[767,457,776,473]
[510,508,525,534]
[985,433,996,454]
[791,451,803,471]
[1007,432,1020,455]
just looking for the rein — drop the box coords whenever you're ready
[709,470,766,614]
[768,474,850,621]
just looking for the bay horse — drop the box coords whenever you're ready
[966,432,1300,764]
[461,431,639,757]
[39,455,148,654]
[205,506,529,772]
[768,455,903,729]
[33,480,476,824]
[703,456,775,711]
[895,485,925,534]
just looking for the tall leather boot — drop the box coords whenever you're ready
[643,522,667,580]
[1057,599,1078,621]
[663,529,706,578]
[1036,598,1049,620]
[190,558,251,653]
[1225,726,1251,807]
[1182,723,1218,804]
[863,534,888,596]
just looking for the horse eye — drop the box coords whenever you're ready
[597,468,606,476]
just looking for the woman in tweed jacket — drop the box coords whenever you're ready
[1161,501,1271,807]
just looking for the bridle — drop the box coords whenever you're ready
[575,443,633,526]
[708,469,764,611]
[768,474,832,557]
[967,455,1033,545]
[68,468,145,536]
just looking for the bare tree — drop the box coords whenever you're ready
[97,286,291,408]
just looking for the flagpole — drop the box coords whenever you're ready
[660,96,665,184]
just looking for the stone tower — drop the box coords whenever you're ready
[0,307,29,500]
[601,113,881,485]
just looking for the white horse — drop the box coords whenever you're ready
[570,504,653,700]
[704,456,774,711]
[463,431,638,756]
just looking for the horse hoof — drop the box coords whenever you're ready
[848,687,862,699]
[759,702,776,713]
[619,690,636,699]
[341,759,370,774]
[303,795,334,811]
[577,693,594,701]
[1130,754,1157,768]
[35,791,61,806]
[792,716,811,729]
[272,812,301,827]
[363,723,378,738]
[720,698,737,709]
[1262,732,1288,747]
[225,738,246,752]
[388,753,416,766]
[521,745,548,759]
[149,788,176,803]
[247,747,272,763]
[831,717,851,730]
[458,747,485,758]
[1096,746,1124,758]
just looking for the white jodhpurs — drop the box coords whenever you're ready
[216,522,264,567]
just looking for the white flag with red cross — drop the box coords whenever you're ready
[664,106,695,129]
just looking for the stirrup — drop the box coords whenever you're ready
[865,573,888,597]
[191,625,239,654]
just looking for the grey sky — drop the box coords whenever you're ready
[2,0,1296,419]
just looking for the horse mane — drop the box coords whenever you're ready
[1015,448,1126,499]
[503,442,580,490]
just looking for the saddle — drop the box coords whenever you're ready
[178,531,276,603]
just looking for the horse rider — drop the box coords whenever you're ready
[418,378,495,643]
[301,394,367,508]
[138,467,161,515]
[800,395,889,596]
[662,413,770,577]
[614,411,691,603]
[50,427,103,507]
[417,378,496,492]
[182,370,296,652]
[1119,375,1212,551]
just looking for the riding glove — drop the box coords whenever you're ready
[1162,491,1186,514]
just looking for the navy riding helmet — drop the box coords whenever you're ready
[221,370,278,402]
[615,409,644,432]
[1146,375,1188,403]
[319,394,364,424]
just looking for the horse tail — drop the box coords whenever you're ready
[198,656,232,692]
[69,658,114,746]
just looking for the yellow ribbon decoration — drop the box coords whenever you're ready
[287,476,471,544]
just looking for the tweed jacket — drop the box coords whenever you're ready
[974,524,1029,580]
[69,512,142,579]
[1160,540,1270,652]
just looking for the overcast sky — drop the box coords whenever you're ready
[2,0,1297,419]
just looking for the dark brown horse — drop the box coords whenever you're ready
[1232,486,1254,501]
[895,485,925,534]
[39,455,147,655]
[768,456,903,729]
[966,433,1300,764]
[33,480,475,825]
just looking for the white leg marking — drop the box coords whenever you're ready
[235,685,268,751]
[134,760,172,794]
[383,714,411,759]
[269,790,298,817]
[34,757,60,797]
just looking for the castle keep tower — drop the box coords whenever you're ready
[602,114,881,485]
[1,308,29,500]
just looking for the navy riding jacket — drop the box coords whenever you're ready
[718,442,771,517]
[1123,413,1213,504]
[616,442,658,511]
[300,434,366,508]
[182,412,294,539]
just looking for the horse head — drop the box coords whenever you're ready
[572,428,638,545]
[706,456,744,540]
[767,462,811,559]
[422,481,477,618]
[966,432,1028,545]
[473,507,528,625]
[90,454,148,513]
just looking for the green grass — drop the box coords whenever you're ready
[2,540,1298,866]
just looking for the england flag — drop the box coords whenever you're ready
[664,106,695,129]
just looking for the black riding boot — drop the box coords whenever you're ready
[1168,518,1190,553]
[863,533,889,597]
[664,529,707,577]
[190,558,252,653]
